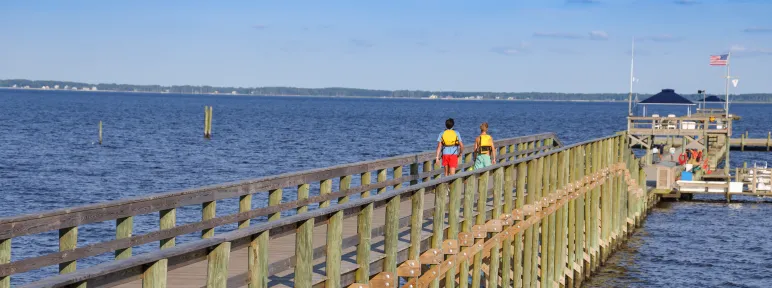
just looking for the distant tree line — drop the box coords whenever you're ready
[2,79,770,102]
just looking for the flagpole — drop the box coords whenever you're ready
[628,37,635,116]
[724,52,731,114]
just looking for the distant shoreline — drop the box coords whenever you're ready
[2,86,771,104]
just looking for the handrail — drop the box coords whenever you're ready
[20,133,628,288]
[0,133,558,236]
[0,132,562,285]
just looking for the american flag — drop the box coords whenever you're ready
[710,54,728,66]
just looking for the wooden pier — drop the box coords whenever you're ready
[0,132,657,288]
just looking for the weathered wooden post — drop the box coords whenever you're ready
[204,106,213,139]
[98,121,103,145]
[0,238,9,288]
[115,216,133,259]
[356,172,373,284]
[522,160,536,288]
[471,171,489,288]
[445,178,462,288]
[206,242,231,288]
[296,184,313,287]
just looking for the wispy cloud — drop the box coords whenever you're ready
[491,42,531,56]
[349,38,374,48]
[533,32,584,39]
[252,24,268,30]
[639,34,683,43]
[729,44,772,56]
[673,0,700,5]
[589,31,609,40]
[533,31,609,40]
[743,27,772,33]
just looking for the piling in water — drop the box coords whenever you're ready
[98,121,103,145]
[204,106,213,139]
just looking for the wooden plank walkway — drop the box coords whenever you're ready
[115,192,451,288]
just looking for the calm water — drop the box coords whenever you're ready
[1,89,771,286]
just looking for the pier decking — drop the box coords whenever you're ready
[0,132,657,288]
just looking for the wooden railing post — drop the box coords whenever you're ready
[576,145,587,285]
[327,175,350,288]
[356,172,372,283]
[159,209,176,249]
[143,259,168,288]
[471,171,489,288]
[445,178,462,288]
[459,174,476,288]
[0,238,9,288]
[59,227,78,274]
[487,168,504,287]
[249,188,283,288]
[543,153,557,288]
[429,180,447,288]
[522,160,535,288]
[513,162,527,287]
[501,163,515,287]
[115,216,133,259]
[206,242,231,288]
[201,201,216,239]
[384,188,401,285]
[295,183,313,287]
[238,194,252,229]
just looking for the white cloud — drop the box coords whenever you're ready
[589,31,609,40]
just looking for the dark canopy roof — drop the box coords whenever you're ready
[703,95,725,102]
[639,89,695,105]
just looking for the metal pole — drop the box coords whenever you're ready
[628,38,635,116]
[724,52,731,114]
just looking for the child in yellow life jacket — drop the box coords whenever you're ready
[474,122,496,169]
[436,118,464,176]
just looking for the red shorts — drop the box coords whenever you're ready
[442,154,459,168]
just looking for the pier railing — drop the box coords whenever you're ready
[0,133,562,287]
[5,132,656,288]
[628,116,732,136]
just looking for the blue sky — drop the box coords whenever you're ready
[1,0,771,93]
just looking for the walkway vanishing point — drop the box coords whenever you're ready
[0,132,659,288]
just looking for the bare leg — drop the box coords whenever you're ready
[449,167,457,176]
[444,165,450,177]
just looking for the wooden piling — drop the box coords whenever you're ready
[98,121,102,145]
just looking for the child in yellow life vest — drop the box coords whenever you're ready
[474,122,496,169]
[435,118,464,176]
